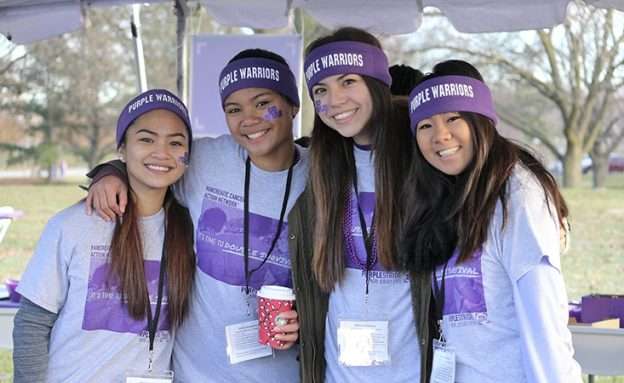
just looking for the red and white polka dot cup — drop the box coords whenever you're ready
[257,285,295,348]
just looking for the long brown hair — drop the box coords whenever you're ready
[109,188,195,328]
[400,60,568,272]
[308,27,414,292]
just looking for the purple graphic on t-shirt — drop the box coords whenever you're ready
[434,248,487,324]
[195,186,292,290]
[82,246,170,334]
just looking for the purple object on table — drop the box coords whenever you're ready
[5,279,21,303]
[568,302,582,323]
[581,294,624,328]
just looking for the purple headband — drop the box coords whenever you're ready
[116,89,192,148]
[304,41,391,96]
[219,57,299,107]
[408,75,498,133]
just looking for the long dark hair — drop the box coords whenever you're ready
[308,27,414,292]
[400,60,568,272]
[109,183,195,329]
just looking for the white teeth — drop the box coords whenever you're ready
[146,164,169,172]
[333,110,356,121]
[438,147,460,157]
[246,130,268,140]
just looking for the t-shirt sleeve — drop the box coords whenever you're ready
[513,258,582,383]
[497,172,562,282]
[16,213,72,314]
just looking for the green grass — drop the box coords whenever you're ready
[0,176,622,381]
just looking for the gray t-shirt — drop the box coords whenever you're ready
[18,203,172,383]
[433,165,579,382]
[324,146,421,382]
[172,135,308,382]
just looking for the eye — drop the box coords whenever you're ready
[225,106,240,114]
[256,100,271,109]
[170,140,185,147]
[417,122,431,130]
[138,136,154,143]
[343,77,357,86]
[312,86,326,97]
[447,114,463,123]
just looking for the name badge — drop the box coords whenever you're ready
[125,370,174,383]
[225,320,273,364]
[337,319,390,367]
[430,339,456,383]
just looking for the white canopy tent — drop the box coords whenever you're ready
[2,0,623,44]
[1,0,623,95]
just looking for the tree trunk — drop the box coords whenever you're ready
[591,154,609,189]
[562,144,583,188]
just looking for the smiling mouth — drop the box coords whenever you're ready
[246,129,269,140]
[145,164,173,172]
[437,146,460,157]
[332,109,357,122]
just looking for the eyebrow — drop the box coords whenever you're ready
[135,128,187,139]
[224,91,272,108]
[315,74,349,87]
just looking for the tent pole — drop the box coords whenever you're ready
[175,0,188,101]
[131,4,148,92]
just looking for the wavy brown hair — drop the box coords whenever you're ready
[400,60,568,272]
[308,27,414,292]
[109,188,195,329]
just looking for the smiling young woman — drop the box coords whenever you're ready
[13,89,195,383]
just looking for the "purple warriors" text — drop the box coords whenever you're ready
[410,83,475,113]
[305,53,365,81]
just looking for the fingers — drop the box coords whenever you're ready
[95,189,116,221]
[271,310,299,350]
[118,184,128,214]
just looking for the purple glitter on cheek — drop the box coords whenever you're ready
[314,100,329,114]
[178,152,190,166]
[263,106,283,121]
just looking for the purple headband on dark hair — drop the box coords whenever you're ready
[408,75,498,133]
[116,88,192,148]
[219,57,299,107]
[304,41,391,96]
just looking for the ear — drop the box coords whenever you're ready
[118,146,126,163]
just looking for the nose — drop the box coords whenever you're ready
[432,121,452,144]
[327,86,347,107]
[240,108,263,127]
[150,140,172,159]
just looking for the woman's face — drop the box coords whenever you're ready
[120,109,190,195]
[415,112,474,175]
[223,88,297,162]
[311,74,373,145]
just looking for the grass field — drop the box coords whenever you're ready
[0,175,623,381]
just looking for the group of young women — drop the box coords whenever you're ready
[13,26,581,383]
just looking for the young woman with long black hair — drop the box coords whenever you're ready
[401,59,582,382]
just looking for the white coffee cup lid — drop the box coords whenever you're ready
[257,285,295,301]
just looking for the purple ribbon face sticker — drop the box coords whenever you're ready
[314,100,328,114]
[263,106,283,121]
[178,152,190,166]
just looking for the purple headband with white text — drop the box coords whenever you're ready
[116,88,192,149]
[219,57,299,107]
[408,75,498,133]
[304,41,391,97]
